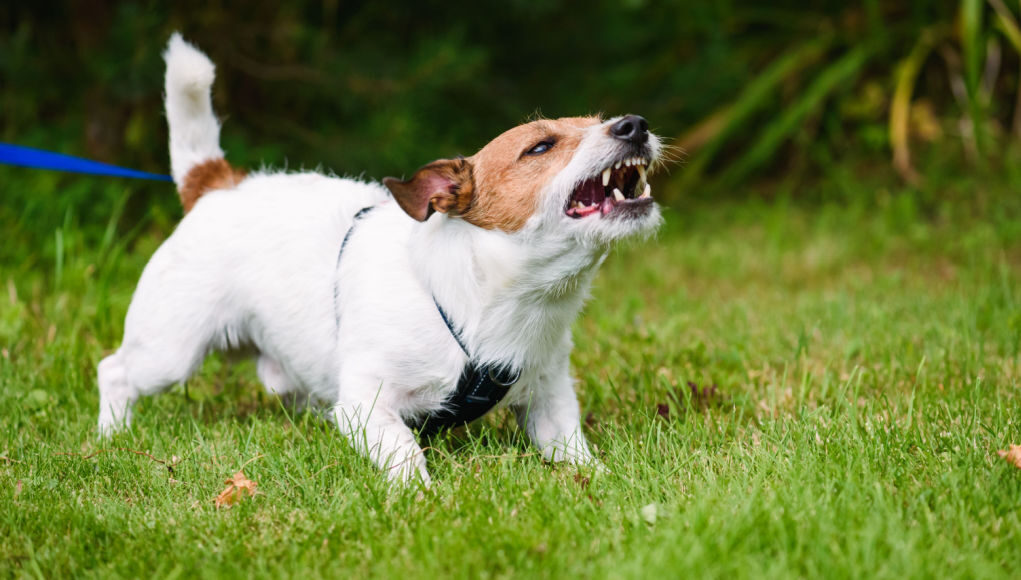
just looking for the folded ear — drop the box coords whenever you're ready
[383,158,474,222]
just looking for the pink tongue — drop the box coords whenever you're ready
[600,199,614,215]
[576,204,599,217]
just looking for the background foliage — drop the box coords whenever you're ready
[5,1,1021,208]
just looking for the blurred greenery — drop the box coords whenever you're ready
[4,1,1021,227]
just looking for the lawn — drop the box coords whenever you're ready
[1,165,1019,578]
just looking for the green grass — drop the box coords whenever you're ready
[1,165,1020,578]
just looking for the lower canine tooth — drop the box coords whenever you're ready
[640,184,651,199]
[602,168,611,186]
[613,188,625,202]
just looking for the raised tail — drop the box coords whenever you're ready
[163,33,244,212]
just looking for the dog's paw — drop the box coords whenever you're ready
[96,407,132,439]
[541,440,599,466]
[386,462,432,491]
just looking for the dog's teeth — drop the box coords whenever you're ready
[602,168,611,186]
[636,164,646,181]
[614,161,621,170]
[613,188,625,202]
[640,183,652,198]
[625,159,632,167]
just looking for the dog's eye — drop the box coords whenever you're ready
[524,140,555,156]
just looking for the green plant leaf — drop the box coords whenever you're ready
[891,27,948,183]
[960,0,988,156]
[673,38,831,195]
[716,43,877,191]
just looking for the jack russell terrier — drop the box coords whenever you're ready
[97,34,663,485]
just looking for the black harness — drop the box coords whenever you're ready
[335,206,520,437]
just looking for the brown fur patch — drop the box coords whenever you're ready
[462,116,600,232]
[178,158,246,213]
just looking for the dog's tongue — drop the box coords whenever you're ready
[600,198,614,215]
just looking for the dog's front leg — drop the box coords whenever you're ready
[513,359,598,466]
[333,401,430,487]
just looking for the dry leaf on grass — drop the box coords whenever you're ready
[215,471,258,508]
[573,473,591,489]
[997,445,1021,469]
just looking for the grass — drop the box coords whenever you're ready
[1,163,1020,578]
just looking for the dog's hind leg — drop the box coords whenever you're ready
[256,355,291,395]
[97,353,134,436]
[97,336,208,437]
[98,270,216,436]
[257,355,308,410]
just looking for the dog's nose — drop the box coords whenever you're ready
[609,115,649,145]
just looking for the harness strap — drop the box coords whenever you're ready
[416,301,521,436]
[333,205,519,437]
[433,298,469,355]
[334,206,376,331]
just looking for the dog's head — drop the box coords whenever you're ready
[383,115,662,242]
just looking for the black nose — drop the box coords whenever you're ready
[609,115,649,144]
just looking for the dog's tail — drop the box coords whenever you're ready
[163,33,244,213]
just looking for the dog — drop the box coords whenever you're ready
[97,33,663,485]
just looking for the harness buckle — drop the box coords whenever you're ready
[487,365,521,387]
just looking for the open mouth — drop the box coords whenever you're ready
[565,156,653,219]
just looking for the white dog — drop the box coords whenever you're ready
[97,34,663,485]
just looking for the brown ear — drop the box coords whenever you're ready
[383,158,474,222]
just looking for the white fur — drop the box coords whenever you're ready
[97,35,662,486]
[164,33,224,183]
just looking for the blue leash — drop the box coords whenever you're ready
[0,142,173,182]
